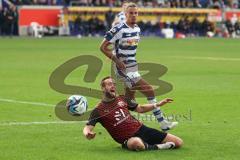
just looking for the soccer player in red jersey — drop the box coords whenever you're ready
[83,76,183,151]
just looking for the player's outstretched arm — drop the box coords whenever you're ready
[135,98,173,113]
[83,125,96,140]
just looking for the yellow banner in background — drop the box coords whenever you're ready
[66,7,219,23]
[68,7,218,14]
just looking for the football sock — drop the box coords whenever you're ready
[143,142,159,150]
[148,97,164,122]
[157,142,175,149]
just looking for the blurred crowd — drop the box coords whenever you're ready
[70,14,106,36]
[4,0,240,9]
[69,12,217,37]
[1,0,240,37]
[0,5,18,36]
[68,9,240,38]
[139,17,216,37]
[225,16,240,37]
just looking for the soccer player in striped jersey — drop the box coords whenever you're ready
[100,2,178,131]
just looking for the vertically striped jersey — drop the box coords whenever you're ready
[104,23,141,68]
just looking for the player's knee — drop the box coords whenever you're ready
[141,84,154,95]
[148,85,154,93]
[174,137,183,148]
[145,84,153,91]
[164,134,183,148]
[127,137,145,151]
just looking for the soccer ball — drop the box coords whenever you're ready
[67,95,88,115]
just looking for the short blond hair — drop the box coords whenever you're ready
[126,2,138,10]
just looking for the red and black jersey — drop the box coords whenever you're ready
[86,95,142,144]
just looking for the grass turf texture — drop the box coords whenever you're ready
[0,37,240,160]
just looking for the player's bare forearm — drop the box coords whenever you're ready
[100,39,115,61]
[100,39,126,70]
[135,98,173,113]
[135,104,155,113]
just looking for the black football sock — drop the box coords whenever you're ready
[143,142,158,150]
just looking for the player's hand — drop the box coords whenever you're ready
[157,98,173,107]
[111,55,126,70]
[85,131,96,140]
[116,61,126,70]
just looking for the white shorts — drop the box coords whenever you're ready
[114,64,141,88]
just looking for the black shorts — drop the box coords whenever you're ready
[122,125,167,149]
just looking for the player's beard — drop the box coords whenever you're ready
[105,91,116,99]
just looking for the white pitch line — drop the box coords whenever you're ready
[167,56,240,61]
[0,121,85,126]
[0,98,55,107]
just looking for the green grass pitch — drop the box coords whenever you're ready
[0,37,240,160]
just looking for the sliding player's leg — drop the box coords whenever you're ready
[133,125,182,150]
[122,137,175,151]
[161,133,183,148]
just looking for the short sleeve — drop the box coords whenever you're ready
[104,26,121,43]
[125,97,138,111]
[86,108,100,126]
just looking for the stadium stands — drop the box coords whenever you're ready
[0,0,240,37]
[3,0,240,9]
